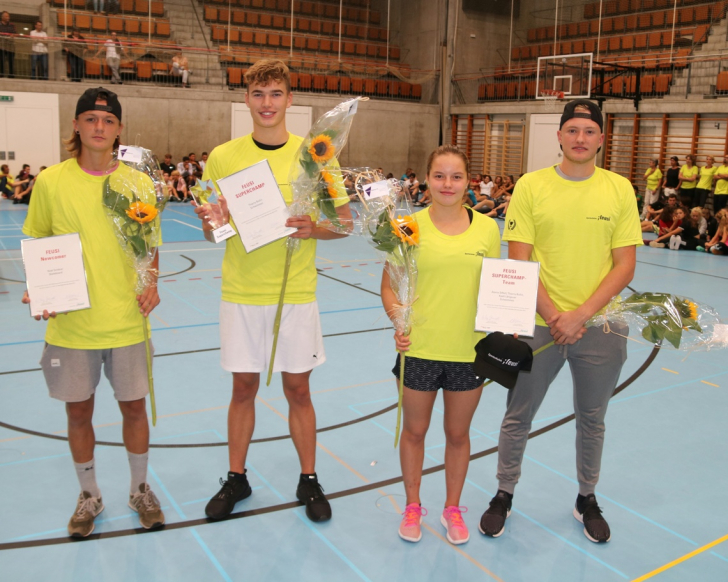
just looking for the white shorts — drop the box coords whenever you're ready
[219,301,326,374]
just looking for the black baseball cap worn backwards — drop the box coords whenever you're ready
[473,332,534,389]
[559,99,603,132]
[75,87,122,121]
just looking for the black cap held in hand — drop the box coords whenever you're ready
[75,87,122,121]
[559,99,602,132]
[473,332,533,390]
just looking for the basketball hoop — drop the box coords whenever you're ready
[541,89,565,112]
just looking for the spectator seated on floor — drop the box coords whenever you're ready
[0,164,14,198]
[701,211,728,255]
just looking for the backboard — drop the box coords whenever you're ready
[536,53,593,99]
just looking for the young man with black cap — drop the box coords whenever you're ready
[194,59,351,523]
[479,100,642,543]
[21,87,165,537]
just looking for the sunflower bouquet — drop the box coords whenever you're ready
[102,146,169,424]
[588,292,727,350]
[265,97,363,385]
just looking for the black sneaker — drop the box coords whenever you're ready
[478,490,512,537]
[573,493,611,543]
[296,474,332,522]
[205,472,252,520]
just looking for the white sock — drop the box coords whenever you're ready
[74,458,101,498]
[128,451,149,495]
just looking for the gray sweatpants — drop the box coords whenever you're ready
[496,323,628,496]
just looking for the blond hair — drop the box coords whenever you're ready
[244,59,290,92]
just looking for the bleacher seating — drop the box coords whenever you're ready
[480,0,728,102]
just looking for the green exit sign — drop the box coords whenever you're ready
[0,96,13,102]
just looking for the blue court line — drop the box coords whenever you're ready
[466,479,629,579]
[0,452,70,467]
[152,322,218,332]
[320,306,383,315]
[0,234,25,238]
[158,284,211,316]
[148,465,234,582]
[468,425,721,554]
[610,368,728,405]
[246,462,372,582]
[190,529,234,582]
[348,395,397,411]
[0,338,44,347]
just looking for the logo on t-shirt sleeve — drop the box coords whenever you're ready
[507,218,517,231]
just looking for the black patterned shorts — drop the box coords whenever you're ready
[391,354,483,392]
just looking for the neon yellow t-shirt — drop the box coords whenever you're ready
[407,209,501,362]
[714,165,728,195]
[22,158,160,349]
[679,165,698,189]
[644,168,662,190]
[203,133,346,305]
[698,165,718,190]
[503,166,642,327]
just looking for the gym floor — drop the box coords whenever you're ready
[0,198,726,582]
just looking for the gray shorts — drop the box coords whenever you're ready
[40,341,153,403]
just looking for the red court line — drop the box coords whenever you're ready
[189,278,201,280]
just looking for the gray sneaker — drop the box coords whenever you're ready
[68,491,104,538]
[128,483,165,530]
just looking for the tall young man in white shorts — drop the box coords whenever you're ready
[22,87,165,537]
[479,100,642,543]
[195,60,351,522]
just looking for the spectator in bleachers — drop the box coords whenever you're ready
[188,153,202,177]
[647,206,684,248]
[90,0,105,14]
[96,32,123,85]
[690,207,708,238]
[661,156,680,197]
[641,159,662,219]
[695,155,717,208]
[171,53,191,88]
[702,211,728,255]
[65,29,87,82]
[12,166,44,205]
[0,164,13,198]
[106,0,120,15]
[30,21,49,80]
[713,155,728,214]
[702,207,719,242]
[0,11,16,79]
[678,154,698,199]
[170,169,188,202]
[160,154,175,175]
[12,164,33,201]
[480,174,493,197]
[176,155,189,175]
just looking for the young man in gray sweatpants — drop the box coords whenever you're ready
[479,99,643,543]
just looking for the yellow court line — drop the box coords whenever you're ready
[151,312,170,327]
[661,368,679,375]
[701,380,720,387]
[631,533,728,582]
[266,378,392,402]
[0,435,32,443]
[315,256,334,263]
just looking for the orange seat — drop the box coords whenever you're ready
[228,67,242,86]
[299,73,312,89]
[125,19,140,34]
[136,61,152,80]
[157,22,170,37]
[76,14,91,30]
[151,1,164,16]
[58,12,73,28]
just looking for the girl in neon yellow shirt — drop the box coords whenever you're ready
[381,145,501,546]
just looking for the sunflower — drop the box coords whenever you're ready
[390,215,419,245]
[686,300,698,320]
[321,170,341,199]
[126,201,158,224]
[308,134,335,163]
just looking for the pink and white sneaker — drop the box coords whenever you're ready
[399,503,427,542]
[441,506,469,544]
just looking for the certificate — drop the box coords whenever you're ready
[475,258,540,337]
[21,233,91,317]
[215,160,297,252]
